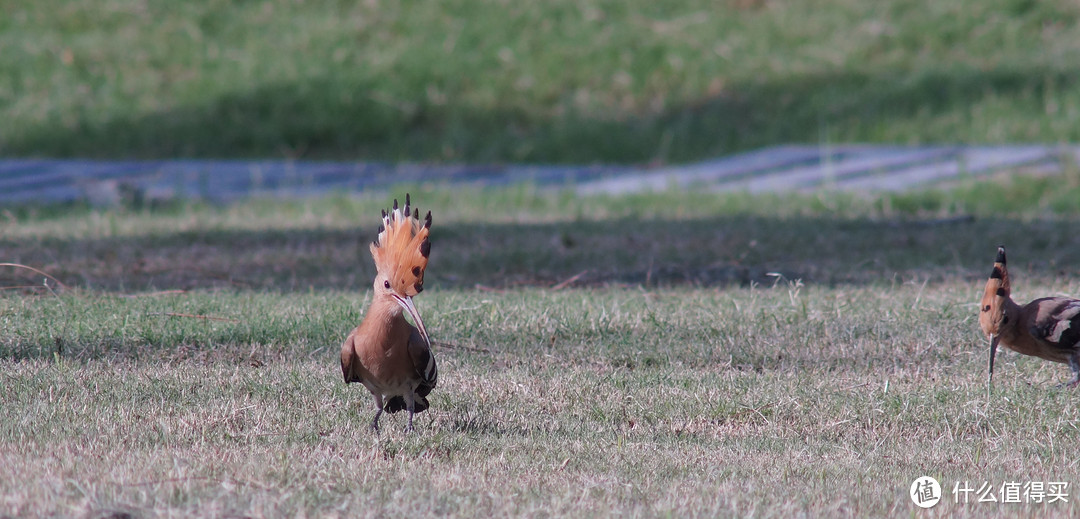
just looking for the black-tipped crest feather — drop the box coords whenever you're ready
[980,246,1011,337]
[369,194,431,298]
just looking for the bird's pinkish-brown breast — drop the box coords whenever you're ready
[345,300,417,387]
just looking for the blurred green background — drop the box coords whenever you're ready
[3,0,1079,163]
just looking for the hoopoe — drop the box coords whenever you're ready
[980,246,1080,389]
[341,194,437,433]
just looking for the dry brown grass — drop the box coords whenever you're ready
[3,282,1080,517]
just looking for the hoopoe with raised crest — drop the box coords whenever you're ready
[980,246,1080,390]
[341,194,437,433]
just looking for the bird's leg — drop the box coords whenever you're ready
[1067,353,1080,389]
[370,394,385,433]
[404,392,416,433]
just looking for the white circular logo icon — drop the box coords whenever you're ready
[910,476,942,508]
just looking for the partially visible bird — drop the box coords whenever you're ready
[980,245,1080,390]
[341,194,437,433]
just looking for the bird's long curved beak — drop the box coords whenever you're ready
[393,294,430,346]
[987,334,1000,396]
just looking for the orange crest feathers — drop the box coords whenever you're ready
[979,245,1010,336]
[370,194,432,297]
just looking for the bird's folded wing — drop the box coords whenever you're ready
[408,328,438,391]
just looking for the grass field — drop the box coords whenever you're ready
[3,181,1080,517]
[4,0,1080,162]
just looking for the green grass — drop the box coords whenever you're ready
[3,0,1080,162]
[4,181,1080,516]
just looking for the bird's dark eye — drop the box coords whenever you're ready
[383,280,391,289]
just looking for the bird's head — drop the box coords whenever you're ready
[979,245,1011,339]
[370,193,432,344]
[979,245,1013,388]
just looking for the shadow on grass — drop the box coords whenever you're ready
[4,66,1079,163]
[4,213,1080,293]
[5,213,1073,371]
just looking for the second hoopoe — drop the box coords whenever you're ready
[980,246,1080,389]
[340,194,437,433]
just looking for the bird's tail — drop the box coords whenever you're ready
[384,395,430,414]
